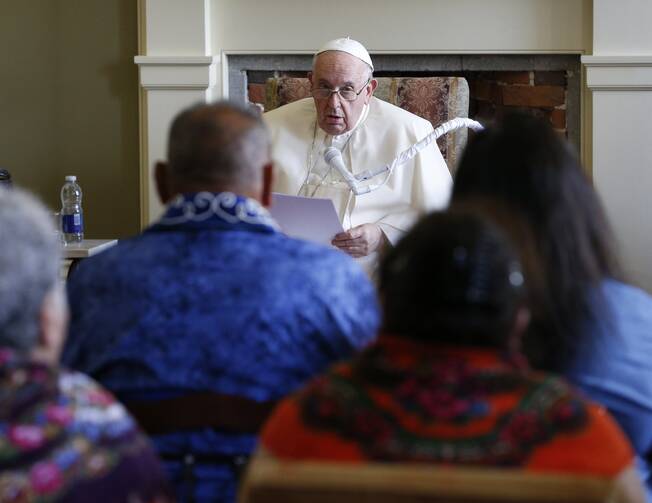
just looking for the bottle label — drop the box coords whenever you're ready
[62,213,83,233]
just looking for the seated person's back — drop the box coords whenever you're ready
[62,102,380,502]
[259,210,643,496]
[0,188,172,503]
[451,113,652,495]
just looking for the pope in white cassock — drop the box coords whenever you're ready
[263,37,452,274]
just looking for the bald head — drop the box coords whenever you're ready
[161,102,271,198]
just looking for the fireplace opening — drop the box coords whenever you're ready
[229,54,580,150]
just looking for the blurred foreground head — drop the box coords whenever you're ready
[0,189,67,363]
[156,100,273,205]
[452,113,619,369]
[380,210,528,351]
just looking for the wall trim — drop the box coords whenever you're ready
[582,56,652,90]
[135,55,220,90]
[581,56,652,66]
[137,0,148,229]
[222,50,586,56]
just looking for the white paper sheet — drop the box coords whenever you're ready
[269,193,343,246]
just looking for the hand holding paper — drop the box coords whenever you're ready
[331,224,385,258]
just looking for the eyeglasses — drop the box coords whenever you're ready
[312,78,371,101]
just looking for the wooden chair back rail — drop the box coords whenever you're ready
[240,457,638,503]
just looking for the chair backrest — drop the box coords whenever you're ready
[239,455,642,503]
[264,76,470,173]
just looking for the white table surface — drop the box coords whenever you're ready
[61,239,118,259]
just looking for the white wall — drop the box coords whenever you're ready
[144,0,210,55]
[585,0,652,291]
[593,0,652,54]
[2,0,140,239]
[211,0,591,53]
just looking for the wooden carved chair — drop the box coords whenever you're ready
[264,76,470,174]
[239,454,644,503]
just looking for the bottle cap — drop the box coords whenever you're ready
[65,175,77,182]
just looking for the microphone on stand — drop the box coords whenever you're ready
[323,147,370,195]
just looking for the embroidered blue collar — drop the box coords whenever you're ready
[154,192,280,232]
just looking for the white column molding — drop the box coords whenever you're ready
[135,56,220,90]
[583,56,652,90]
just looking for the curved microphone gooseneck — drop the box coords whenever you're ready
[323,117,484,195]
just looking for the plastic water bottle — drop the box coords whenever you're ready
[60,175,84,244]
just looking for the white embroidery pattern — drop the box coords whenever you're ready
[158,192,279,230]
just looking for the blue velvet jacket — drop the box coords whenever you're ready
[62,192,380,502]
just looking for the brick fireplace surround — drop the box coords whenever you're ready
[235,54,580,150]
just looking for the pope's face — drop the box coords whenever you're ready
[309,51,376,136]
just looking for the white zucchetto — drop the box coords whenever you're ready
[315,37,374,71]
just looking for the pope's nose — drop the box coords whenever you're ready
[327,91,343,106]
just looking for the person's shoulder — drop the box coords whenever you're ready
[592,278,652,334]
[521,371,634,476]
[581,402,636,473]
[601,278,652,306]
[59,369,133,419]
[260,362,357,460]
[55,369,173,501]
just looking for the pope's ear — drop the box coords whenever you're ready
[369,78,378,94]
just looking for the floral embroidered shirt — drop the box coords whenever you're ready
[261,335,633,477]
[62,192,380,502]
[0,349,172,503]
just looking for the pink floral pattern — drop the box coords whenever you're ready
[0,349,172,502]
[8,425,47,451]
[30,461,64,495]
[299,339,588,465]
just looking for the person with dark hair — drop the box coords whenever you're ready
[256,210,641,492]
[0,189,173,503]
[452,113,652,497]
[62,101,379,502]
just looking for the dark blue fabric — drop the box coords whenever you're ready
[566,279,652,502]
[62,192,380,503]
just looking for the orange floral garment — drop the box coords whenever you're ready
[261,335,633,477]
